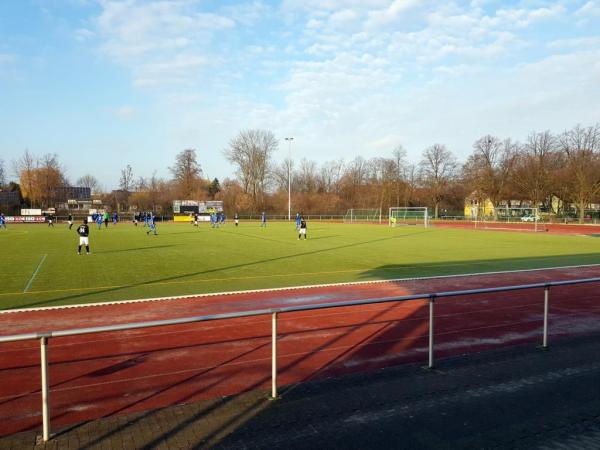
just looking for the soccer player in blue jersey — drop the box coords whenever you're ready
[0,213,6,229]
[261,212,267,227]
[146,215,158,235]
[295,212,301,230]
[96,213,103,230]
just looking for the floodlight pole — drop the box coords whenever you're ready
[285,137,294,221]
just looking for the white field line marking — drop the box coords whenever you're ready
[22,254,47,293]
[2,262,600,314]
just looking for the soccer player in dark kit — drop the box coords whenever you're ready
[298,218,307,240]
[77,219,90,255]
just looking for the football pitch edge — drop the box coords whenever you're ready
[433,220,600,235]
[0,265,599,436]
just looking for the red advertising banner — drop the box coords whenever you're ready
[5,216,47,223]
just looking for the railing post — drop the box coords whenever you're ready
[543,286,550,348]
[271,312,278,399]
[428,295,436,369]
[40,336,50,441]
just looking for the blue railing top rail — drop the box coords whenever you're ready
[1,276,599,344]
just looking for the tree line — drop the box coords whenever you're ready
[3,123,599,223]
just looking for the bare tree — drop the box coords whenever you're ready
[76,174,101,194]
[135,176,147,192]
[13,152,65,208]
[319,159,344,194]
[169,149,203,198]
[13,150,37,207]
[511,131,559,209]
[224,129,278,209]
[464,135,517,219]
[38,153,66,207]
[297,158,318,193]
[0,159,5,188]
[119,164,134,192]
[419,144,458,218]
[369,157,397,213]
[402,163,419,206]
[272,158,294,193]
[558,124,600,223]
[392,145,407,206]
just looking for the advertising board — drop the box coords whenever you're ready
[5,216,46,223]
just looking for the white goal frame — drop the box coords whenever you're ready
[389,207,429,227]
[475,206,540,232]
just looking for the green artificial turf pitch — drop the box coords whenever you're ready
[0,221,599,310]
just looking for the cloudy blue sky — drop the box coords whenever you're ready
[1,0,599,190]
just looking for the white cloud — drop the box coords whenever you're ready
[0,54,17,65]
[0,53,19,80]
[492,4,566,28]
[366,0,421,28]
[93,0,234,86]
[74,28,95,42]
[575,1,600,16]
[78,0,600,168]
[115,105,136,119]
[547,36,600,49]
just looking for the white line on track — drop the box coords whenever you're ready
[22,254,47,293]
[0,318,558,401]
[2,262,600,314]
[0,300,545,355]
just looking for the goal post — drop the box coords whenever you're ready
[389,207,429,227]
[475,206,540,232]
[343,209,382,223]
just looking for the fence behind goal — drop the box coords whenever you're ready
[389,207,428,227]
[343,209,382,223]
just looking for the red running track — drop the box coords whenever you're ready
[433,220,600,235]
[1,265,600,436]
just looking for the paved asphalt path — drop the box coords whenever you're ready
[2,334,600,449]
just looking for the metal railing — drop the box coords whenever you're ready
[1,276,599,441]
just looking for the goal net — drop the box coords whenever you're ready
[389,207,429,227]
[474,206,540,232]
[343,209,382,223]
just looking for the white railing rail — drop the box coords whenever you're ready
[1,276,600,441]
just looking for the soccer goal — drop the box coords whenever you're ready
[343,209,382,223]
[389,207,429,227]
[475,206,540,232]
